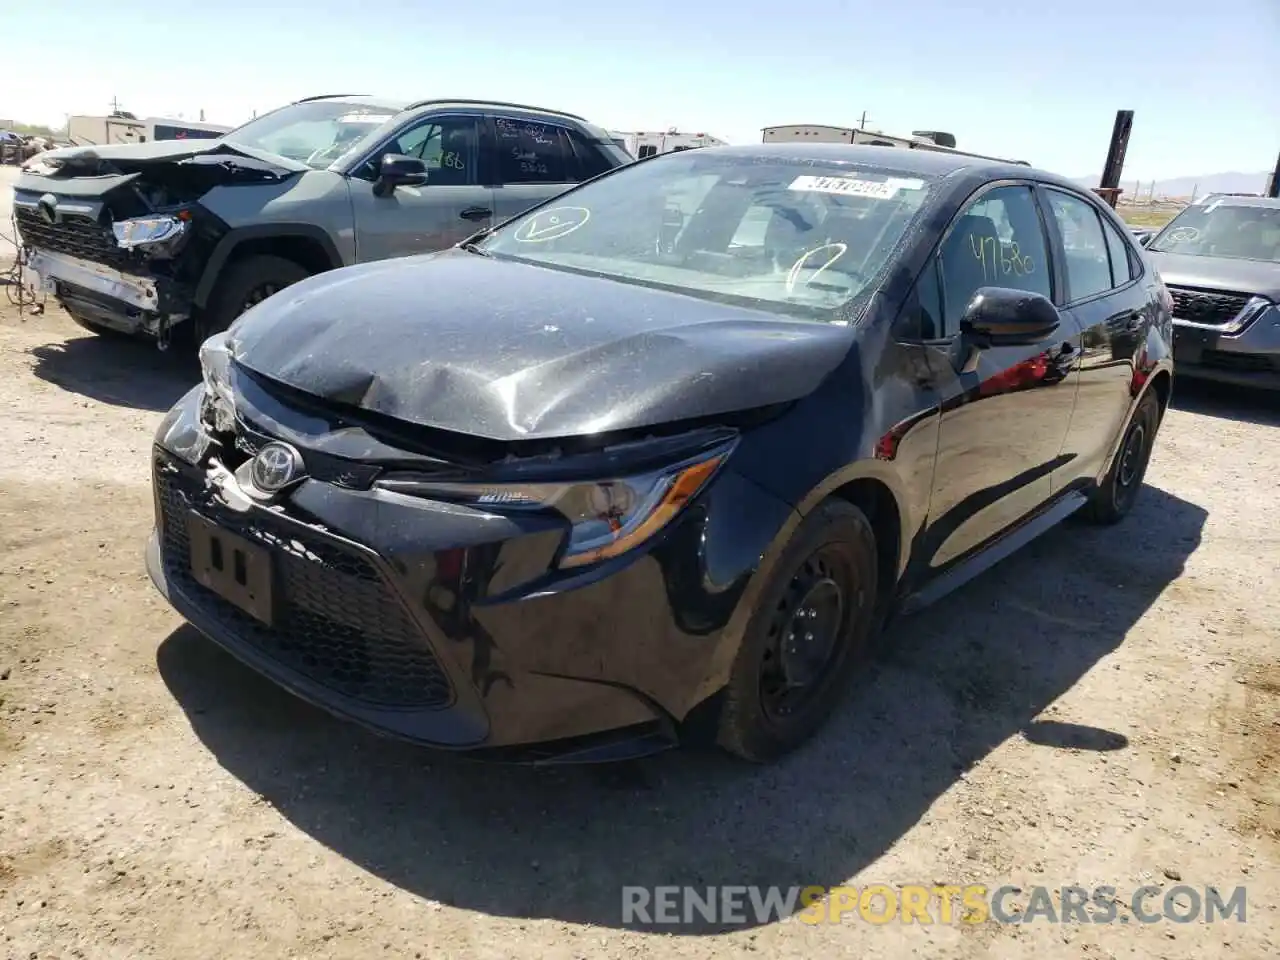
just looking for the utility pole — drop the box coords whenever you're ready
[109,96,120,114]
[857,110,871,130]
[1095,109,1134,209]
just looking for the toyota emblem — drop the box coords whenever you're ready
[37,193,59,225]
[250,441,305,493]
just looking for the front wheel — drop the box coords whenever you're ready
[193,254,311,346]
[716,499,880,763]
[65,307,137,340]
[1081,390,1162,525]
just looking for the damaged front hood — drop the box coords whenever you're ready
[20,138,308,191]
[227,250,857,442]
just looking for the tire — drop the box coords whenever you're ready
[716,498,880,763]
[1081,390,1162,525]
[193,254,311,345]
[66,308,136,340]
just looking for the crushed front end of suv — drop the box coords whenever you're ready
[14,95,628,348]
[147,144,1173,764]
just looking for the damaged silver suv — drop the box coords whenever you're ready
[15,95,629,348]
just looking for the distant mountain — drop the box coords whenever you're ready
[1067,171,1273,199]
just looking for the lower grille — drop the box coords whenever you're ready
[155,462,453,710]
[1199,350,1277,374]
[15,207,129,269]
[1167,285,1253,327]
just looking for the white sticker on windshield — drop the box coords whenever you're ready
[339,113,392,125]
[788,175,923,199]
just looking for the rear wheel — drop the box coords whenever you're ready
[193,254,311,345]
[716,499,880,763]
[1082,390,1161,525]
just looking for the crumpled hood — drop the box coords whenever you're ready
[21,138,308,183]
[1149,251,1280,301]
[227,250,857,442]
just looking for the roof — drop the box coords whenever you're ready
[1196,193,1280,209]
[299,94,412,111]
[705,142,1043,179]
[296,95,590,123]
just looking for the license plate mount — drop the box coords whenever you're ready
[186,511,275,625]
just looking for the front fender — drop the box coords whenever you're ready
[192,222,344,309]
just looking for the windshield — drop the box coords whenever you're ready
[1149,199,1280,263]
[222,100,399,169]
[478,151,938,319]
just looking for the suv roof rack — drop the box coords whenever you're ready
[295,93,371,103]
[403,98,585,121]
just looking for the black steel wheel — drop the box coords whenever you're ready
[1082,389,1161,525]
[717,498,880,762]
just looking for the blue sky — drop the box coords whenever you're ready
[4,0,1277,181]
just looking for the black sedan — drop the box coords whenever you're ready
[146,143,1174,764]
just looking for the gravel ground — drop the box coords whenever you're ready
[0,266,1277,959]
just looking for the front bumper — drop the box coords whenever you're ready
[26,248,189,336]
[145,390,794,761]
[1172,301,1280,390]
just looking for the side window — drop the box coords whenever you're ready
[566,131,615,180]
[1045,189,1112,302]
[936,185,1052,336]
[379,116,478,186]
[1100,215,1135,287]
[495,118,574,184]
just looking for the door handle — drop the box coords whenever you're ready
[459,207,492,221]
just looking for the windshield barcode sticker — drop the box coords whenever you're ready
[788,175,924,198]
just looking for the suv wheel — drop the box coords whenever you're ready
[196,255,311,344]
[66,308,136,340]
[716,499,880,763]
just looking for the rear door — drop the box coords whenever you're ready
[346,113,494,261]
[486,116,587,225]
[1039,186,1152,486]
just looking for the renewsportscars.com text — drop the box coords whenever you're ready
[621,884,1248,926]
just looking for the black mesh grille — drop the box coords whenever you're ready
[155,462,453,709]
[1167,286,1253,327]
[1199,351,1278,374]
[15,207,129,268]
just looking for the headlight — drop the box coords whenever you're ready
[197,332,236,434]
[112,214,189,252]
[376,446,730,569]
[21,155,62,176]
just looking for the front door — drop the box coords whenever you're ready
[347,114,494,262]
[916,183,1081,570]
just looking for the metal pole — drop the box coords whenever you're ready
[1267,151,1280,198]
[1094,109,1134,209]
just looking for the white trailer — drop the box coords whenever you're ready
[609,128,728,159]
[66,114,231,146]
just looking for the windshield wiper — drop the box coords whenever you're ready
[459,240,491,257]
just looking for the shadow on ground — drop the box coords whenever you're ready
[1171,377,1280,427]
[157,484,1206,934]
[29,333,197,411]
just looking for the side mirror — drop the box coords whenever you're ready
[959,285,1060,346]
[373,153,428,197]
[1137,232,1153,247]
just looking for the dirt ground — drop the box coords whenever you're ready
[0,266,1277,959]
